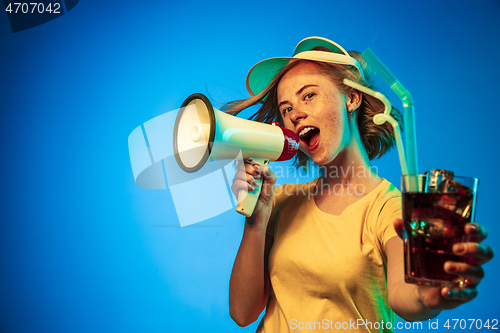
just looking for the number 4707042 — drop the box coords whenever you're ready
[5,3,62,14]
[444,319,498,330]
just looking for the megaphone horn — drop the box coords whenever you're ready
[173,93,300,217]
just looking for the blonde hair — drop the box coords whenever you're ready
[222,48,403,168]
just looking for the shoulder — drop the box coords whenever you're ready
[375,179,401,200]
[369,179,402,213]
[369,179,402,245]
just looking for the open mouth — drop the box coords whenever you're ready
[298,126,320,149]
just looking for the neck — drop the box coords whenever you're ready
[319,113,381,192]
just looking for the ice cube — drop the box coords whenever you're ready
[424,169,473,219]
[423,169,454,192]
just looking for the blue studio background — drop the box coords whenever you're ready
[1,1,499,332]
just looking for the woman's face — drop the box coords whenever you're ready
[277,61,352,166]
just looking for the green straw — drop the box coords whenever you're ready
[361,48,418,177]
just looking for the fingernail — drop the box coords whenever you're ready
[453,244,466,255]
[251,181,258,187]
[446,289,455,298]
[444,262,456,273]
[254,173,261,179]
[469,224,478,233]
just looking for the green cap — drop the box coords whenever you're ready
[245,36,364,97]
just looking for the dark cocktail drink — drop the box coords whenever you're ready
[402,171,477,288]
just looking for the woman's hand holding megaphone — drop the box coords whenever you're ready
[231,160,277,223]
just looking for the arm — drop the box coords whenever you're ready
[385,236,441,321]
[230,230,273,326]
[386,219,494,322]
[229,163,276,326]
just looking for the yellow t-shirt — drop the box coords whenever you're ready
[257,179,401,333]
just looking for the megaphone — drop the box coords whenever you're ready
[173,93,300,217]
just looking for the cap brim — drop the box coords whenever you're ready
[245,36,363,97]
[293,37,347,55]
[246,57,293,97]
[246,53,363,97]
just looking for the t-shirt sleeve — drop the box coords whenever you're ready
[378,196,402,247]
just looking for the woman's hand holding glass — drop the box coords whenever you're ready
[394,219,494,310]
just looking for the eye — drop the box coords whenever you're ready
[304,93,315,101]
[281,106,292,114]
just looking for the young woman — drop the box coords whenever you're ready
[227,37,493,332]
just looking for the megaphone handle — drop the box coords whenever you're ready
[236,158,269,217]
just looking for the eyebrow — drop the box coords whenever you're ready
[278,84,319,109]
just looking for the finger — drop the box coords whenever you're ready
[234,169,248,181]
[251,165,263,180]
[259,165,275,180]
[394,218,403,239]
[234,163,261,185]
[243,161,260,176]
[452,242,494,266]
[441,286,478,303]
[231,179,255,195]
[464,223,488,243]
[234,169,258,184]
[444,261,484,285]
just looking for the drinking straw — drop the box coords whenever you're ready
[343,79,407,176]
[361,48,418,176]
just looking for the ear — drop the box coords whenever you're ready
[346,89,362,112]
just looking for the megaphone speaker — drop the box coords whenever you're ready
[173,93,299,217]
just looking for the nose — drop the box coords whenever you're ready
[289,108,307,125]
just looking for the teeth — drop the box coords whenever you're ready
[299,127,316,137]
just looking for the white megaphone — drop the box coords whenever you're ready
[173,93,300,217]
